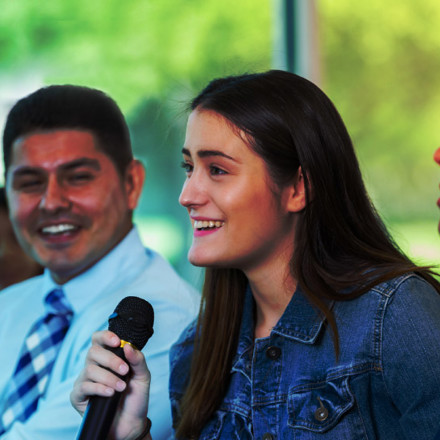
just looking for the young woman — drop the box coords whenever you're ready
[71,70,440,440]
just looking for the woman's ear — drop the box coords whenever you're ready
[286,167,307,213]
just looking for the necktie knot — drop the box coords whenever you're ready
[45,288,72,317]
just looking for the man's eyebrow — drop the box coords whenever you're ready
[11,158,102,177]
[181,148,236,162]
[11,167,42,177]
[59,158,101,171]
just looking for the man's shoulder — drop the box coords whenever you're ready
[72,246,200,329]
[1,272,44,291]
[134,247,200,304]
[0,273,45,305]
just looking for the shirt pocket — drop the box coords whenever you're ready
[287,375,358,435]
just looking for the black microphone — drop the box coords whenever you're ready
[76,296,154,440]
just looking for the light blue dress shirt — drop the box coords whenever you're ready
[0,227,200,440]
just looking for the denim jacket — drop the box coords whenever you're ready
[169,273,440,439]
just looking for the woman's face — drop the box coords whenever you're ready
[179,109,299,276]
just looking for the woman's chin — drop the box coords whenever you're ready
[187,250,207,267]
[188,250,223,268]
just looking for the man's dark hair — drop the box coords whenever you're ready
[0,187,7,212]
[2,85,133,177]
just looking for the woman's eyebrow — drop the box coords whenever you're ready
[181,147,236,162]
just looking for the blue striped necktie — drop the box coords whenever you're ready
[0,288,73,434]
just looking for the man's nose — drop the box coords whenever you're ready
[39,177,71,213]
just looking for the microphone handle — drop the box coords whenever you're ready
[76,346,129,440]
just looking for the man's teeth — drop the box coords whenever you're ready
[42,224,77,235]
[193,220,224,230]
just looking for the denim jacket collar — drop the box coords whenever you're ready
[274,286,331,344]
[234,284,330,364]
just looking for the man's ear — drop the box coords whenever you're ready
[124,159,146,210]
[285,166,307,213]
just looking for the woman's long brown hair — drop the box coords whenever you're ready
[175,70,440,438]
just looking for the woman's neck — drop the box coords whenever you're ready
[247,264,297,339]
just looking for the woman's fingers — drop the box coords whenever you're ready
[86,331,131,378]
[71,330,152,439]
[123,343,150,380]
[91,330,120,348]
[71,330,128,415]
[85,362,127,392]
[86,344,129,375]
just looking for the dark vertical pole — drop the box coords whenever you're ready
[273,0,321,83]
[283,0,296,73]
[273,0,298,74]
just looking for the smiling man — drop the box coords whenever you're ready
[0,85,199,439]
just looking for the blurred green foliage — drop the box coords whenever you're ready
[1,0,439,276]
[319,0,440,222]
[0,0,271,110]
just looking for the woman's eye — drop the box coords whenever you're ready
[181,161,193,174]
[210,166,227,176]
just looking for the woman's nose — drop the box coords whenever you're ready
[178,174,207,209]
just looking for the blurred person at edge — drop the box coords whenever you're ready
[432,146,440,440]
[0,86,199,439]
[435,147,440,233]
[0,187,43,290]
[72,71,440,440]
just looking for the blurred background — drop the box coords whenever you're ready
[1,0,439,288]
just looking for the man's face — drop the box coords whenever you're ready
[5,129,144,284]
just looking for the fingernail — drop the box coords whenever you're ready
[116,380,126,391]
[119,363,129,375]
[104,387,114,396]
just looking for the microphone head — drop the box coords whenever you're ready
[108,296,154,350]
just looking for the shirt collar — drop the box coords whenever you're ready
[236,283,329,359]
[272,285,330,344]
[41,227,150,315]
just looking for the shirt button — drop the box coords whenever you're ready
[265,346,281,360]
[314,397,329,422]
[262,434,274,440]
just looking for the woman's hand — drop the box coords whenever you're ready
[70,330,151,440]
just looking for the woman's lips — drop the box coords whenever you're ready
[192,219,224,237]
